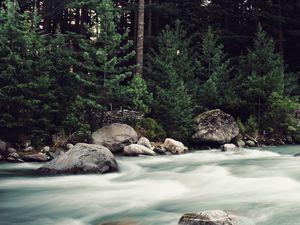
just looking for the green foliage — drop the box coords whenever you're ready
[244,115,259,137]
[0,0,57,145]
[196,26,238,112]
[138,118,166,141]
[237,25,284,125]
[263,92,299,134]
[146,23,195,140]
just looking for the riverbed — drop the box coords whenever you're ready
[1,146,300,225]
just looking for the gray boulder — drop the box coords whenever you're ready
[178,210,237,225]
[38,143,118,175]
[7,153,23,163]
[137,137,152,149]
[163,138,188,154]
[221,144,239,152]
[192,109,239,145]
[92,123,138,153]
[236,140,245,148]
[7,147,17,154]
[124,144,156,156]
[22,153,49,162]
[294,153,300,157]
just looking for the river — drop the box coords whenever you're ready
[1,146,300,225]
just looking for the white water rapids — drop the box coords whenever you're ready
[0,146,300,225]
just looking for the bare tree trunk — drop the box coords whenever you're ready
[136,0,145,76]
[148,0,152,48]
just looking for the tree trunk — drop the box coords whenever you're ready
[148,0,152,48]
[136,0,145,76]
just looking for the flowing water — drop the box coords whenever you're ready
[1,146,300,225]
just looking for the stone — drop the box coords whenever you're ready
[42,146,50,153]
[236,140,245,148]
[153,147,167,155]
[67,143,74,150]
[178,210,237,225]
[294,153,300,157]
[0,140,7,154]
[38,143,118,175]
[124,144,156,156]
[163,138,188,154]
[23,146,34,152]
[221,144,239,152]
[92,123,138,153]
[22,153,49,162]
[0,154,4,161]
[192,109,239,145]
[7,147,17,154]
[246,140,256,147]
[137,137,152,149]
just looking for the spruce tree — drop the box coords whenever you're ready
[146,23,195,140]
[0,0,56,144]
[238,25,285,129]
[197,26,238,113]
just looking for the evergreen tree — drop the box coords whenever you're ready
[197,27,238,113]
[238,25,285,129]
[0,0,56,144]
[146,23,195,140]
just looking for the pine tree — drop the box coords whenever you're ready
[197,26,238,113]
[0,0,56,144]
[238,25,285,129]
[146,23,195,140]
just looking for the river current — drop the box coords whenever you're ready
[1,146,300,225]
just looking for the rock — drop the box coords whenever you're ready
[153,147,167,155]
[236,140,245,148]
[221,144,239,152]
[192,109,239,145]
[124,144,156,156]
[246,140,256,147]
[7,147,17,154]
[38,143,118,175]
[137,137,152,149]
[22,153,49,162]
[23,146,34,152]
[92,123,138,153]
[163,138,188,154]
[294,153,300,157]
[0,154,4,161]
[0,140,8,154]
[178,210,237,225]
[42,146,50,153]
[7,153,23,163]
[67,143,74,150]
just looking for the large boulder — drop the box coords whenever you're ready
[163,138,188,154]
[124,144,156,156]
[92,123,138,153]
[178,210,237,225]
[38,143,118,175]
[192,109,239,145]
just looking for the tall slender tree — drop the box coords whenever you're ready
[136,0,145,76]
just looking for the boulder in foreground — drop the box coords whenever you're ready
[92,123,138,153]
[178,210,237,225]
[192,109,239,145]
[221,144,239,152]
[38,143,118,175]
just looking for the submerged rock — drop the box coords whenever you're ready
[192,109,239,145]
[38,143,118,175]
[221,144,239,152]
[163,138,188,154]
[100,220,139,225]
[245,140,256,147]
[92,123,138,153]
[294,153,300,157]
[124,144,156,156]
[178,210,237,225]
